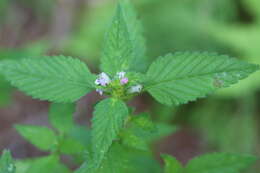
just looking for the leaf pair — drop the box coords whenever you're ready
[0,4,259,107]
[163,153,257,173]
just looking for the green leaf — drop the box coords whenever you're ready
[59,136,86,155]
[147,123,178,142]
[15,125,57,151]
[185,153,257,173]
[120,0,148,72]
[144,52,259,106]
[162,154,183,173]
[49,103,75,133]
[131,113,157,132]
[19,155,71,173]
[91,98,129,170]
[93,143,131,173]
[0,76,12,107]
[0,150,15,173]
[121,129,148,151]
[75,143,162,173]
[121,113,157,150]
[15,160,30,173]
[68,126,91,146]
[243,0,260,19]
[100,4,134,76]
[0,56,95,103]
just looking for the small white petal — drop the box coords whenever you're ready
[95,72,111,86]
[100,72,111,83]
[96,89,103,95]
[95,79,100,85]
[117,71,126,79]
[128,85,142,93]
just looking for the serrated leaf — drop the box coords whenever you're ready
[120,0,148,72]
[100,5,134,76]
[0,150,15,173]
[185,153,257,173]
[49,103,75,133]
[162,154,183,173]
[0,56,95,103]
[144,52,259,106]
[91,98,129,170]
[15,125,57,151]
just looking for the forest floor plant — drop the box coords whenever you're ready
[0,0,259,173]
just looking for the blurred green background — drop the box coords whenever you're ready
[0,0,260,172]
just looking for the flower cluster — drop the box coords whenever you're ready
[94,71,142,96]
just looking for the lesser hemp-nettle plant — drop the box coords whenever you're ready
[0,0,259,173]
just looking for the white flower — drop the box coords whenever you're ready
[128,84,142,93]
[95,72,111,86]
[117,71,126,79]
[96,89,103,95]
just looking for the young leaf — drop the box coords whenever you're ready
[0,150,15,173]
[144,52,259,106]
[120,0,148,72]
[162,154,183,173]
[121,129,148,151]
[131,113,157,132]
[185,153,257,173]
[100,4,134,76]
[91,98,128,169]
[15,125,57,151]
[121,113,157,150]
[49,103,75,133]
[0,56,96,103]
